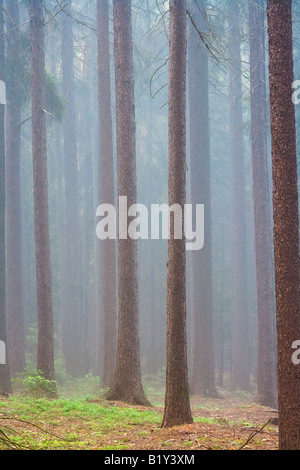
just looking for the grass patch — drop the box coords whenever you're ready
[0,396,162,450]
[0,380,278,450]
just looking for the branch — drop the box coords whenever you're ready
[18,116,32,128]
[238,419,271,450]
[186,8,223,65]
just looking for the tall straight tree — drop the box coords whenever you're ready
[30,0,56,387]
[5,0,26,378]
[97,0,117,389]
[61,1,82,377]
[162,0,193,428]
[0,0,12,394]
[228,2,250,392]
[268,0,300,450]
[106,0,149,406]
[249,0,277,408]
[188,0,217,398]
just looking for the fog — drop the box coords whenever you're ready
[1,0,300,413]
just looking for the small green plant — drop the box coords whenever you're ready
[184,440,193,447]
[22,370,56,398]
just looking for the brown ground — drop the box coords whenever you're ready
[96,392,279,451]
[0,390,279,450]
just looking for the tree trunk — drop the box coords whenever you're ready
[30,0,56,388]
[267,0,300,450]
[162,0,193,428]
[5,0,26,378]
[249,0,277,408]
[0,0,12,394]
[188,0,217,398]
[106,0,149,406]
[97,0,117,389]
[228,3,250,392]
[61,1,83,377]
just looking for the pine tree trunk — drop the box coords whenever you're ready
[30,0,56,388]
[162,0,193,428]
[267,0,300,450]
[61,1,83,378]
[106,0,149,406]
[249,0,277,408]
[228,4,250,392]
[97,0,117,389]
[5,0,26,378]
[188,0,217,398]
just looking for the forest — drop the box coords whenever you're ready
[0,0,299,453]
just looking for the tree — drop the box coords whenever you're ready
[187,0,217,398]
[106,0,149,406]
[61,0,83,378]
[0,0,12,394]
[228,2,250,392]
[5,0,26,379]
[249,0,277,408]
[267,0,300,450]
[30,0,56,388]
[162,0,193,428]
[97,0,117,389]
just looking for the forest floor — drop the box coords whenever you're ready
[0,383,279,451]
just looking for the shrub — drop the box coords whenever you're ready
[15,369,56,398]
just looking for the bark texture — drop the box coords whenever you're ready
[106,0,149,406]
[268,0,300,450]
[162,0,193,428]
[249,0,277,408]
[30,0,56,387]
[97,0,117,389]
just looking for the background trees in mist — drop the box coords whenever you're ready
[249,0,277,409]
[97,0,117,390]
[30,0,56,388]
[187,0,217,399]
[0,0,11,394]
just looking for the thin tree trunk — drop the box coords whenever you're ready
[217,235,226,388]
[106,0,149,406]
[188,0,217,398]
[267,0,300,450]
[249,0,277,408]
[97,0,117,389]
[30,0,56,388]
[0,0,12,394]
[5,0,26,378]
[162,0,193,428]
[61,1,82,378]
[81,83,94,376]
[228,4,250,392]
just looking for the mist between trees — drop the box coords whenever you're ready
[0,0,300,449]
